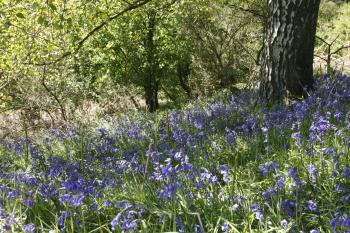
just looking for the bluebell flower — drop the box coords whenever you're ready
[255,211,264,221]
[274,173,286,189]
[22,223,36,233]
[251,204,264,221]
[121,219,139,231]
[307,200,318,212]
[326,147,338,156]
[221,221,229,232]
[220,165,231,183]
[103,199,113,207]
[194,224,203,233]
[232,203,240,211]
[23,199,35,208]
[259,161,279,177]
[176,217,185,233]
[111,212,123,231]
[225,127,237,148]
[332,212,350,232]
[282,200,297,218]
[233,195,246,202]
[71,193,85,207]
[335,183,348,193]
[7,190,20,199]
[342,167,350,178]
[281,219,288,229]
[159,183,178,199]
[57,211,71,228]
[59,194,71,204]
[263,187,276,203]
[288,168,302,188]
[308,164,318,183]
[338,215,350,227]
[39,183,57,198]
[341,194,350,202]
[335,110,343,120]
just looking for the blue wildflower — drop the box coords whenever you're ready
[342,167,350,178]
[281,219,288,229]
[307,200,318,212]
[288,168,302,188]
[251,204,264,221]
[57,211,71,228]
[22,223,36,233]
[176,217,185,233]
[259,161,279,177]
[282,200,297,218]
[221,221,229,232]
[274,173,286,189]
[232,203,240,211]
[194,224,203,233]
[308,164,318,183]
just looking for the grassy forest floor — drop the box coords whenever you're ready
[0,73,349,233]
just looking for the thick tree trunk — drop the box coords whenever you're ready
[260,0,321,102]
[144,9,159,112]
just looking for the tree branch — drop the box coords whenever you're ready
[314,54,328,62]
[331,45,350,56]
[315,35,328,45]
[228,4,266,19]
[41,66,68,121]
[25,0,153,66]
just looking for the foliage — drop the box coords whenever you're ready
[0,0,267,119]
[0,2,350,231]
[0,74,349,232]
[316,1,350,73]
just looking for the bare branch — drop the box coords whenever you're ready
[314,54,328,62]
[315,35,328,45]
[330,35,340,46]
[41,66,68,121]
[331,45,350,56]
[228,4,266,19]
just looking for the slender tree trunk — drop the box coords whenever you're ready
[144,81,159,112]
[144,9,159,112]
[177,60,192,99]
[260,0,321,102]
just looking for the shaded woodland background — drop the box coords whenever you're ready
[0,0,349,137]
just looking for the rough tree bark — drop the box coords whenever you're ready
[144,9,159,112]
[260,0,321,102]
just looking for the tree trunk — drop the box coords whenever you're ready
[260,0,321,102]
[144,83,159,112]
[177,60,193,99]
[144,9,159,112]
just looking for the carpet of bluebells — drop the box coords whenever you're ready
[0,74,350,233]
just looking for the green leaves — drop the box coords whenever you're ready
[37,15,49,26]
[47,2,57,11]
[66,18,73,29]
[15,12,25,19]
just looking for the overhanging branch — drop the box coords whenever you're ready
[25,0,153,66]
